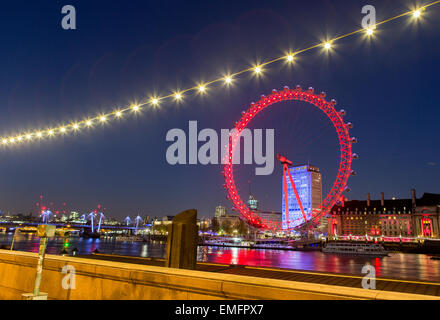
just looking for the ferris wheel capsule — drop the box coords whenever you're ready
[351,170,357,176]
[272,89,278,93]
[320,92,326,98]
[345,187,352,193]
[339,109,346,116]
[284,86,290,90]
[296,85,302,91]
[330,99,337,106]
[351,137,358,143]
[308,87,314,93]
[346,122,353,129]
[352,153,359,160]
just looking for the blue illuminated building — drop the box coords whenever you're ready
[282,165,322,230]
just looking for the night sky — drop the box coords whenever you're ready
[0,0,439,219]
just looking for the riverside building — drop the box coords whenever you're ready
[328,190,440,239]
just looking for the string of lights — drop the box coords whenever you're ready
[1,2,439,148]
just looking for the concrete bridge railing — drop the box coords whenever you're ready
[0,250,437,300]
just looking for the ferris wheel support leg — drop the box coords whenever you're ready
[283,165,290,230]
[285,165,307,224]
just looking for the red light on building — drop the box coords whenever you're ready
[421,218,433,237]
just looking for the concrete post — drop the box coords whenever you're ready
[165,209,198,270]
[22,224,55,300]
[33,236,48,296]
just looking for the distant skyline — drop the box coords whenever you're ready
[0,0,439,219]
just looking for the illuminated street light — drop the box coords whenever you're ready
[151,98,159,106]
[254,66,262,74]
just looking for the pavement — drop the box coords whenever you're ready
[77,253,440,297]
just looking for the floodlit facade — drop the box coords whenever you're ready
[282,165,322,229]
[214,206,227,218]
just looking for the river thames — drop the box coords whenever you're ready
[1,233,439,282]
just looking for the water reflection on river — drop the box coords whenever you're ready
[1,233,439,282]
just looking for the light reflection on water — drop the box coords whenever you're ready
[0,234,166,257]
[197,246,440,282]
[1,233,439,282]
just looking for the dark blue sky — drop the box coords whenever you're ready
[0,0,439,219]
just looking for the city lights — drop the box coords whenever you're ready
[224,76,233,84]
[324,42,332,50]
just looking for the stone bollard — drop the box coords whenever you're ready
[165,209,198,270]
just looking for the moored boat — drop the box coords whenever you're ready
[322,242,388,256]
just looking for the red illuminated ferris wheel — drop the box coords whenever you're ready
[223,85,357,232]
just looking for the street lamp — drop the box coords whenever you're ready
[22,224,56,300]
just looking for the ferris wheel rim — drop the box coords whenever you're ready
[223,86,353,232]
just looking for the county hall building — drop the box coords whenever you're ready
[327,190,440,239]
